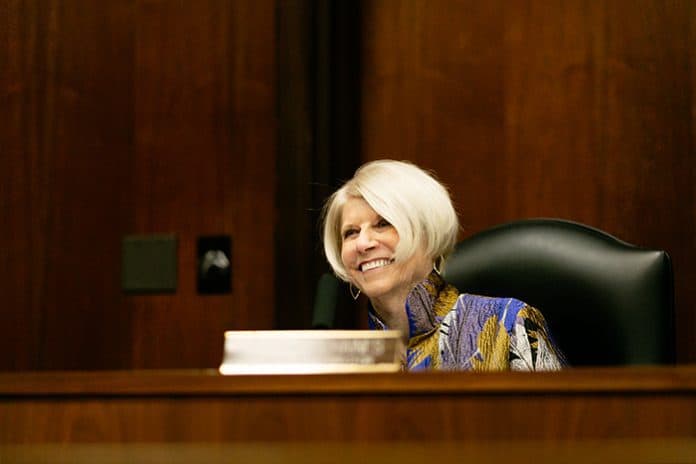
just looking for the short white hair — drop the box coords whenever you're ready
[321,160,459,282]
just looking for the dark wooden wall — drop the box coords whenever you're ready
[0,0,275,370]
[360,0,696,362]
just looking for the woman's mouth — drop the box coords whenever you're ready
[360,258,393,272]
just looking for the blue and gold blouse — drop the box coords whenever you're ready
[368,271,565,371]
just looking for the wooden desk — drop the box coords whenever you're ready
[1,367,695,463]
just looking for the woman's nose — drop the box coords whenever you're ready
[355,229,377,253]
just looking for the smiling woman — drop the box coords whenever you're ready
[339,197,433,321]
[321,160,566,371]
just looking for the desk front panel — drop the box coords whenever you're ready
[1,367,695,443]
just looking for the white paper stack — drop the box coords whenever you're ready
[219,330,404,375]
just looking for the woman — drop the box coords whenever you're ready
[322,160,565,371]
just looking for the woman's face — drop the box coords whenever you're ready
[340,197,432,302]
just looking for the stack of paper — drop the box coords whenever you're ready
[219,330,404,374]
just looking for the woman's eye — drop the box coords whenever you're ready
[343,229,357,239]
[376,218,391,228]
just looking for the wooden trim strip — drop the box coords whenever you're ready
[1,366,695,397]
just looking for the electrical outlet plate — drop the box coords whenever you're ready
[122,234,177,293]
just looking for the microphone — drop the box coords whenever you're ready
[311,273,340,329]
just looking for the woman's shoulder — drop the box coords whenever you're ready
[455,292,530,310]
[453,293,535,332]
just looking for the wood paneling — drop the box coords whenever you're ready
[360,0,696,361]
[129,0,275,368]
[1,368,695,444]
[2,441,696,464]
[2,366,695,395]
[0,1,275,370]
[1,0,44,370]
[1,0,137,369]
[3,395,695,442]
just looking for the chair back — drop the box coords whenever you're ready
[443,219,674,365]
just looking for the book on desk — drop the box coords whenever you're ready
[219,330,404,374]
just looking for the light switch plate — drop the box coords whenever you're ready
[197,235,232,294]
[122,234,177,293]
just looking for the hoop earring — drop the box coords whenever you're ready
[349,284,361,300]
[433,256,444,275]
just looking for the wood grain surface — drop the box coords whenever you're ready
[2,441,695,464]
[0,0,276,370]
[2,366,696,395]
[0,368,694,445]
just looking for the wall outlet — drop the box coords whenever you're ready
[122,234,177,293]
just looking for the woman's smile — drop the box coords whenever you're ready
[360,258,394,272]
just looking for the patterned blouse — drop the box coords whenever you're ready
[368,271,565,371]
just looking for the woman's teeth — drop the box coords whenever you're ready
[361,259,391,272]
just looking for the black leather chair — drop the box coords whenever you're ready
[443,219,674,366]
